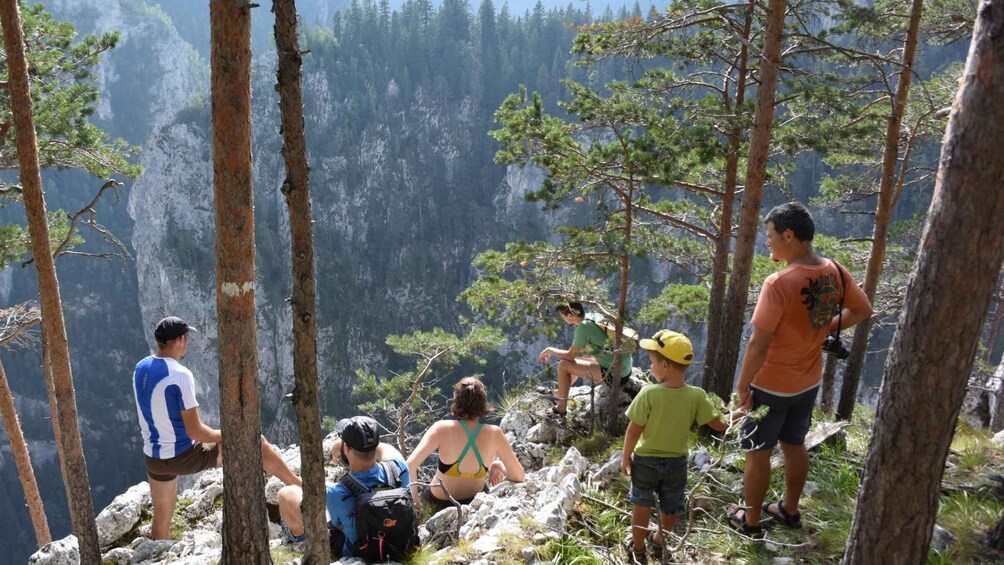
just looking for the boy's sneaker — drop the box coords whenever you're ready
[280,520,305,545]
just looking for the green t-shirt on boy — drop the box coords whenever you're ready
[625,384,717,457]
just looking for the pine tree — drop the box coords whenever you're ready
[0,1,100,561]
[272,0,329,562]
[210,0,270,561]
[835,0,926,420]
[843,0,1004,558]
[0,305,48,547]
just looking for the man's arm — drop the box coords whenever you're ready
[829,301,874,332]
[181,408,222,444]
[735,326,774,409]
[539,344,589,363]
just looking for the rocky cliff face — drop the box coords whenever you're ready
[127,62,553,436]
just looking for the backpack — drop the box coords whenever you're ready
[584,312,640,354]
[339,461,419,563]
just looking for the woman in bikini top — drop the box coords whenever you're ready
[407,377,525,512]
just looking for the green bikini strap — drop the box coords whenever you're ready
[457,420,485,469]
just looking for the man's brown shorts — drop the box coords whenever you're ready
[145,442,220,482]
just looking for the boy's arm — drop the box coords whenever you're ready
[620,421,644,476]
[705,416,728,433]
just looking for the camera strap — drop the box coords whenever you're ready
[829,259,846,335]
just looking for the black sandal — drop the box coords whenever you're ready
[762,500,802,529]
[727,506,765,540]
[626,539,648,564]
[646,530,663,561]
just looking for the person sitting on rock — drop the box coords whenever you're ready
[538,301,633,416]
[277,416,412,559]
[132,316,301,540]
[621,330,731,564]
[407,377,525,513]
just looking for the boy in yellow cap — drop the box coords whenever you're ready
[621,330,730,564]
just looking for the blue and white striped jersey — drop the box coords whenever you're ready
[133,356,199,459]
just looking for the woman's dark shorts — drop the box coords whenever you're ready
[629,455,688,515]
[420,484,486,513]
[144,442,220,482]
[740,386,820,451]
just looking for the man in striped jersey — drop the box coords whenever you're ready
[133,316,301,539]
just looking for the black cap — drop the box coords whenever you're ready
[154,316,197,344]
[336,416,379,452]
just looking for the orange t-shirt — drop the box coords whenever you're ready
[750,261,869,395]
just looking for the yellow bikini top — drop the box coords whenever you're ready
[437,420,487,479]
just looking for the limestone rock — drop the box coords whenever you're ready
[993,428,1004,446]
[691,446,710,472]
[590,449,623,486]
[129,539,176,563]
[526,422,556,444]
[931,524,957,551]
[182,482,223,522]
[28,535,78,565]
[165,530,222,560]
[96,482,150,547]
[101,547,133,565]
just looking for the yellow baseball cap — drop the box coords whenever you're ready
[639,330,694,365]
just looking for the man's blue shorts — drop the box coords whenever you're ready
[740,385,819,451]
[629,455,688,515]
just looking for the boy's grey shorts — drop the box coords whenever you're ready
[629,455,688,515]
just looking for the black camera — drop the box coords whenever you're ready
[822,334,850,359]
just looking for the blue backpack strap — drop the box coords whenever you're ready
[380,460,402,488]
[339,470,371,498]
[341,461,403,497]
[458,420,485,469]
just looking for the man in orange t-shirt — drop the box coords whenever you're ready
[728,202,873,538]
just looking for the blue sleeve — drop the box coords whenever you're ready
[326,483,356,555]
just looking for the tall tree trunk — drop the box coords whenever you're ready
[0,358,51,546]
[0,3,100,562]
[702,5,751,400]
[211,1,269,562]
[836,0,924,421]
[272,1,330,563]
[843,0,1004,559]
[819,354,838,413]
[711,0,786,397]
[605,184,634,433]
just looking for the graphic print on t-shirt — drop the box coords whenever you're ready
[800,271,841,329]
